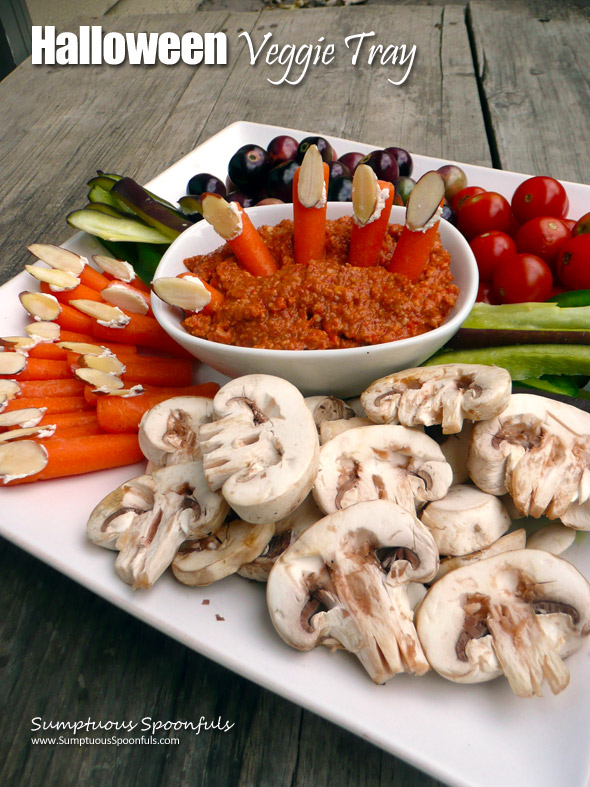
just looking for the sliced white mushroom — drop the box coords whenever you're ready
[416,549,590,697]
[172,519,275,586]
[267,499,439,683]
[305,395,355,432]
[319,416,373,444]
[434,528,527,581]
[527,523,576,556]
[0,440,48,483]
[19,291,61,321]
[87,474,156,550]
[467,394,590,527]
[114,462,228,588]
[25,321,60,342]
[138,396,213,467]
[27,243,86,275]
[345,397,366,417]
[199,375,319,524]
[420,484,511,556]
[362,364,512,434]
[435,421,473,484]
[238,494,323,582]
[0,352,27,376]
[0,407,45,428]
[313,424,452,516]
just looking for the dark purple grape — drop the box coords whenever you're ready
[228,145,272,192]
[338,152,364,175]
[225,175,237,193]
[226,190,257,208]
[187,173,226,199]
[385,147,413,178]
[267,160,299,203]
[327,176,353,202]
[296,136,334,164]
[441,201,457,226]
[359,150,399,184]
[437,164,468,201]
[328,160,351,181]
[393,176,416,206]
[267,135,299,165]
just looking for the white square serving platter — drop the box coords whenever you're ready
[2,121,590,787]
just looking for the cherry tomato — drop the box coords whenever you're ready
[556,235,590,289]
[476,282,497,304]
[457,192,512,241]
[452,186,484,214]
[511,176,569,224]
[515,216,571,269]
[492,253,553,303]
[573,212,590,236]
[469,231,517,282]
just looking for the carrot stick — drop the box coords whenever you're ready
[228,204,278,276]
[96,382,219,433]
[28,343,68,360]
[80,265,111,292]
[387,222,441,280]
[1,358,70,381]
[2,396,91,415]
[91,313,193,358]
[84,382,211,407]
[39,423,103,439]
[292,160,330,266]
[6,433,143,484]
[120,357,193,387]
[18,379,85,398]
[348,180,394,268]
[56,303,94,334]
[40,280,105,305]
[39,411,98,428]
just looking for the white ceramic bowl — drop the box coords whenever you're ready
[152,203,478,397]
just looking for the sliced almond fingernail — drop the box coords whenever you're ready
[25,321,61,342]
[74,368,124,392]
[27,243,86,276]
[1,336,39,354]
[0,407,46,428]
[0,440,48,483]
[101,282,149,315]
[19,291,62,321]
[92,255,135,283]
[201,194,242,240]
[0,380,21,400]
[103,385,145,398]
[58,341,111,356]
[153,276,211,312]
[25,264,80,292]
[79,353,126,376]
[298,144,325,208]
[352,164,379,226]
[0,424,56,443]
[69,299,130,328]
[0,353,27,375]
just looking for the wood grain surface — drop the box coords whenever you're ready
[1,3,588,786]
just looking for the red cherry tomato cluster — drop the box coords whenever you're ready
[452,174,590,304]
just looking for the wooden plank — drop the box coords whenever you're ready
[0,10,261,286]
[468,0,590,182]
[201,5,491,165]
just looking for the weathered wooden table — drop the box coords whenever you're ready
[1,3,589,785]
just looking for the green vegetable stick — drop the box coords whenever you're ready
[463,302,590,330]
[423,345,590,380]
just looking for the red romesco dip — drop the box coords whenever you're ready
[183,217,458,350]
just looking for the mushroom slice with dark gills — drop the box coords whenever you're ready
[362,364,511,434]
[198,375,319,524]
[313,424,452,516]
[267,499,439,683]
[138,396,213,468]
[467,394,590,527]
[172,519,275,586]
[88,461,228,589]
[238,494,323,582]
[304,395,355,431]
[415,549,590,697]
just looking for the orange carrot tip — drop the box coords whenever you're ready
[153,276,211,313]
[201,194,277,277]
[27,243,85,276]
[101,281,151,315]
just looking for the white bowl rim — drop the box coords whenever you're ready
[152,203,478,358]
